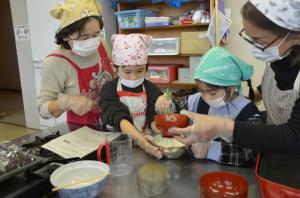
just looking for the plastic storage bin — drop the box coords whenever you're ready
[255,153,300,198]
[115,9,158,29]
[145,17,170,27]
[148,38,180,56]
[146,65,180,83]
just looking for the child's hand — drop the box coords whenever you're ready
[143,135,163,159]
[151,121,161,134]
[191,142,209,159]
[155,95,172,113]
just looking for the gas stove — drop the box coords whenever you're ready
[0,124,87,198]
[22,131,60,157]
[0,123,106,198]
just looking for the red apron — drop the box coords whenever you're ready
[116,79,147,133]
[48,43,113,128]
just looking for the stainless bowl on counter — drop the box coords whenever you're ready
[152,134,187,159]
[160,146,186,159]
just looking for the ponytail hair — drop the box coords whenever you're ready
[247,80,255,102]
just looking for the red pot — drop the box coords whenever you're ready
[154,113,189,138]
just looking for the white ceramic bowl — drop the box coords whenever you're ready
[50,160,109,198]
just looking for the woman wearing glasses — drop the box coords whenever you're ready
[170,0,300,154]
[37,0,113,129]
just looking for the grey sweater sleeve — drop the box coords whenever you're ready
[37,56,72,119]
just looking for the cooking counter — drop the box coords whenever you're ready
[101,148,261,198]
[0,123,261,197]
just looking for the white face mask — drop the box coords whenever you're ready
[251,32,291,63]
[120,77,144,88]
[72,36,100,57]
[205,93,226,109]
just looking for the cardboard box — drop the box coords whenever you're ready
[181,31,210,55]
[181,39,210,54]
[181,31,207,40]
[190,68,197,80]
[189,56,202,71]
[178,68,193,82]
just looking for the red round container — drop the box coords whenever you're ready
[199,171,249,198]
[154,113,189,138]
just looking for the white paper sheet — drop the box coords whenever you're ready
[207,8,232,46]
[42,126,120,159]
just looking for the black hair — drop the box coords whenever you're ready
[55,16,103,50]
[200,80,255,115]
[241,1,300,66]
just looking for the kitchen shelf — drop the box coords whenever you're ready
[155,80,197,89]
[118,1,157,6]
[117,0,213,91]
[121,23,209,31]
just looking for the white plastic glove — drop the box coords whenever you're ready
[191,142,209,159]
[169,110,234,145]
[58,93,97,116]
[143,135,163,159]
[155,95,173,113]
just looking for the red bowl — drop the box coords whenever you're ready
[154,113,189,138]
[199,171,249,198]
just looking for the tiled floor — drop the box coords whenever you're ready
[0,123,36,142]
[0,90,36,141]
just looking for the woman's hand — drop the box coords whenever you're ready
[59,94,97,116]
[143,135,163,159]
[155,95,172,113]
[169,110,234,145]
[191,142,209,159]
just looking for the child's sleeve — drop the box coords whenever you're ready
[206,101,262,166]
[172,96,189,113]
[144,81,163,128]
[236,101,264,124]
[208,140,256,166]
[99,80,133,131]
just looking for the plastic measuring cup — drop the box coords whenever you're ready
[97,134,133,176]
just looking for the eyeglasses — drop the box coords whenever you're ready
[239,29,282,51]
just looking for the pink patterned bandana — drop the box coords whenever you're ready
[111,34,152,66]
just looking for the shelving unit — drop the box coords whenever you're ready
[155,80,197,89]
[120,23,210,31]
[116,0,214,90]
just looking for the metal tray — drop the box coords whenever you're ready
[0,145,44,182]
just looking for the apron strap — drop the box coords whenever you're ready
[293,70,300,91]
[47,53,81,71]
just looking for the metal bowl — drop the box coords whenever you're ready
[152,135,187,159]
[160,146,186,159]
